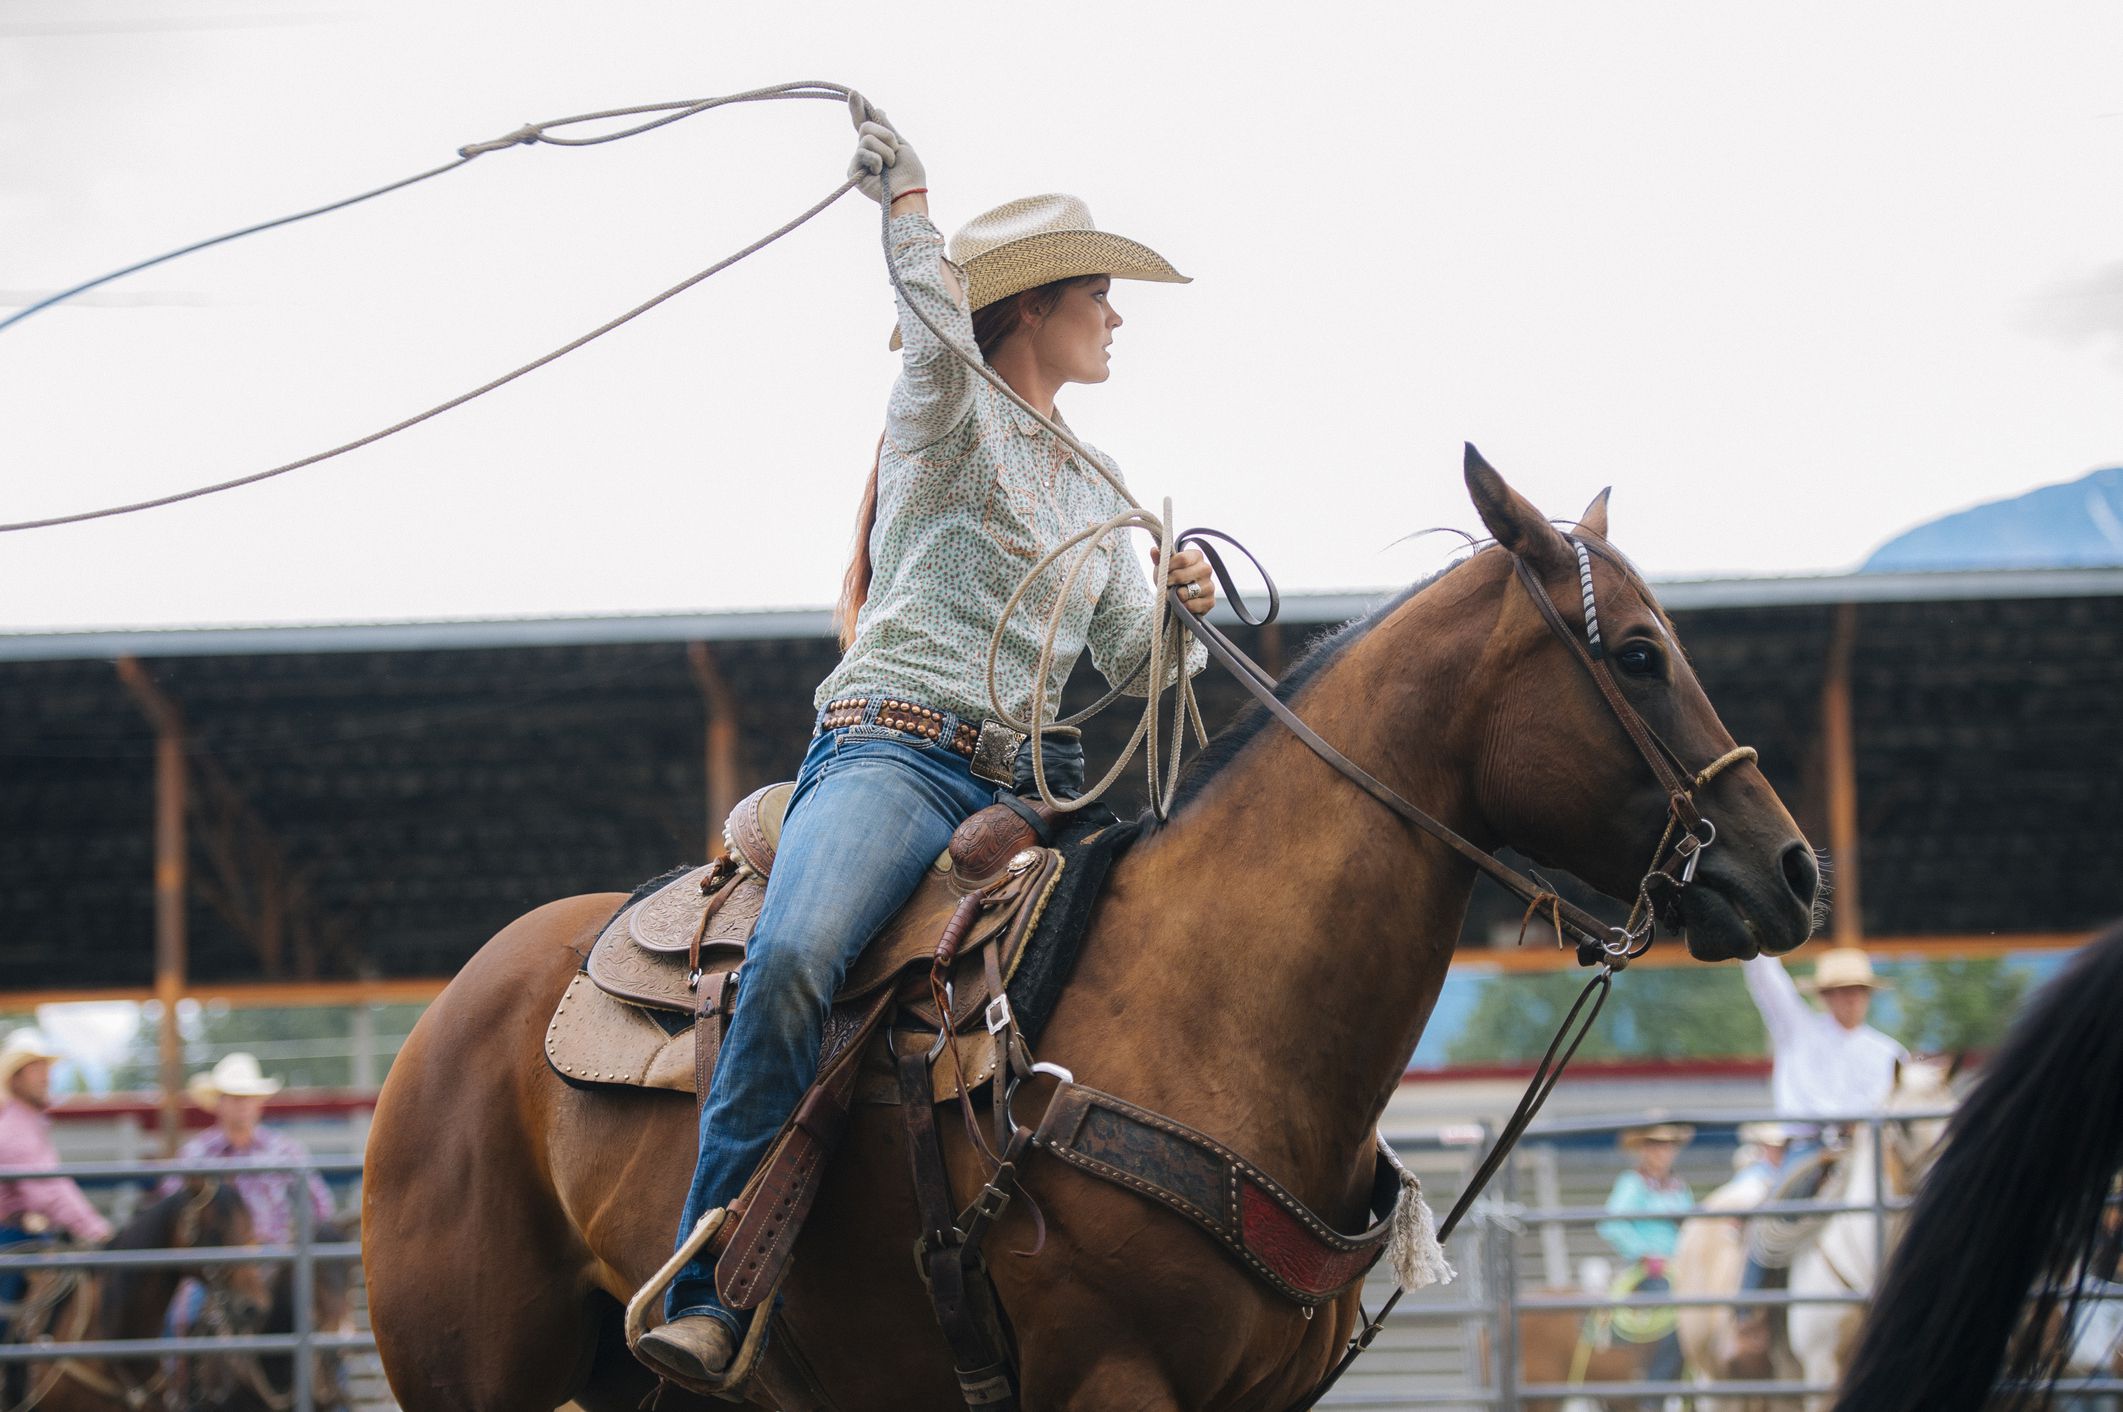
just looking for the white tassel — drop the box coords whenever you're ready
[1388,1168,1455,1290]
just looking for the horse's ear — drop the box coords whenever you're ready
[1574,487,1612,541]
[1464,443,1572,574]
[1946,1050,1968,1083]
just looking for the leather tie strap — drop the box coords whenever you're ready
[898,1047,1021,1410]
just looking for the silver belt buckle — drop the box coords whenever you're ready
[969,720,1026,786]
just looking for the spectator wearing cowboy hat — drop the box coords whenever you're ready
[1732,1120,1797,1196]
[1734,948,1907,1341]
[153,1053,333,1246]
[1,1029,113,1339]
[1598,1120,1696,1403]
[1743,947,1906,1159]
[153,1053,335,1343]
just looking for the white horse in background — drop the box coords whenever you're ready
[1676,1058,1959,1411]
[1785,1058,1957,1406]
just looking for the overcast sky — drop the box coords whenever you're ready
[3,0,2119,632]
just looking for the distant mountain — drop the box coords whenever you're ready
[1861,466,2123,573]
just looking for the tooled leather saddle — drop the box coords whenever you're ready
[545,782,1067,1107]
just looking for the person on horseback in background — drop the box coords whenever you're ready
[0,1030,112,1344]
[153,1053,335,1337]
[636,99,1213,1384]
[1732,947,1905,1351]
[1597,1121,1695,1407]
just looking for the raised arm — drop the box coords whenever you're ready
[848,101,975,451]
[1743,954,1809,1050]
[882,207,978,450]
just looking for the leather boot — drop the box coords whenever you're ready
[638,1314,739,1384]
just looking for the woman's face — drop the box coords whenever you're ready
[1025,277,1121,385]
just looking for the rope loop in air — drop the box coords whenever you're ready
[0,81,864,533]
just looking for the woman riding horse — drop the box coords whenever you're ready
[637,99,1215,1383]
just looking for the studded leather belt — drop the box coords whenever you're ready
[818,696,1026,786]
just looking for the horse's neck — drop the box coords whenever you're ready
[101,1274,179,1341]
[1087,599,1480,1203]
[1812,1127,1883,1291]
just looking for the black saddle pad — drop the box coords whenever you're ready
[1001,807,1142,1045]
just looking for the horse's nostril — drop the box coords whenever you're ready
[1779,841,1820,903]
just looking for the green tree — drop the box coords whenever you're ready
[1887,957,2029,1055]
[1447,965,1767,1065]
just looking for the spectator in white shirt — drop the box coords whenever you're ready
[1736,947,1907,1311]
[1744,947,1906,1142]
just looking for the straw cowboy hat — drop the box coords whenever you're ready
[187,1052,283,1108]
[1619,1120,1696,1150]
[1737,1121,1798,1147]
[0,1029,62,1090]
[1798,947,1891,994]
[889,192,1189,349]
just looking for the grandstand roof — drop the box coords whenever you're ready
[6,568,2120,990]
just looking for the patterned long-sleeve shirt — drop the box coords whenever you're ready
[815,212,1203,726]
[0,1098,112,1244]
[154,1125,333,1244]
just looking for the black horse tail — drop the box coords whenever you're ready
[1834,920,2123,1412]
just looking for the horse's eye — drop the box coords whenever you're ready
[1616,642,1661,678]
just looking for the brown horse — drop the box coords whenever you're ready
[22,1182,268,1412]
[363,452,1820,1411]
[194,1218,358,1411]
[1518,1296,1663,1411]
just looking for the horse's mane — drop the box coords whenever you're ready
[104,1185,240,1250]
[1168,582,1424,810]
[1169,558,1476,810]
[103,1183,250,1308]
[1834,919,2123,1412]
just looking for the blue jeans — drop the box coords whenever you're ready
[665,715,1083,1330]
[0,1223,30,1341]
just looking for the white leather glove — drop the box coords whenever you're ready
[846,93,927,205]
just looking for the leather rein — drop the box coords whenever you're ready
[1159,529,1759,1408]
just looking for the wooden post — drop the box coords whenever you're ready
[687,643,741,853]
[153,731,187,1152]
[117,657,189,1154]
[1822,602,1862,945]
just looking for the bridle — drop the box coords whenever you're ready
[1174,528,1757,968]
[1162,528,1761,1410]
